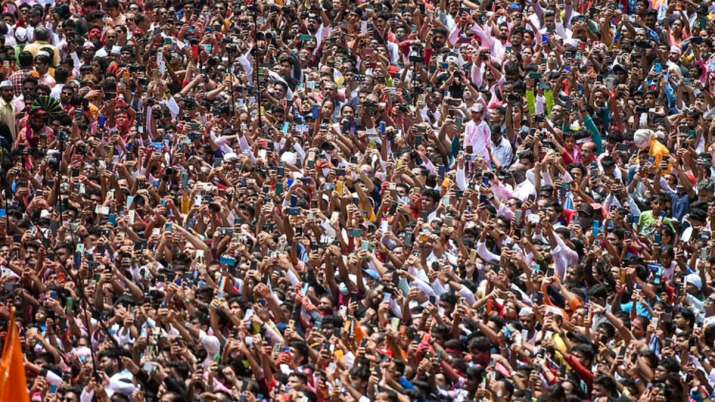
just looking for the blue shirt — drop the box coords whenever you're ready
[620,301,653,320]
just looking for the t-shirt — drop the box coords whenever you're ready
[638,210,674,235]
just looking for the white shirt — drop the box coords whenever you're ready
[50,83,64,100]
[492,135,513,167]
[551,233,579,280]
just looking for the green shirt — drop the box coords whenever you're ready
[638,210,674,236]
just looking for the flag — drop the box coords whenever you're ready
[0,310,31,402]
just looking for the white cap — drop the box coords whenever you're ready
[518,307,534,318]
[15,27,27,42]
[470,103,484,113]
[0,80,12,89]
[686,273,703,291]
[633,129,653,148]
[223,152,239,162]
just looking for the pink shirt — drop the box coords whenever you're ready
[463,119,492,161]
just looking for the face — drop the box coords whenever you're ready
[582,144,595,161]
[318,297,333,313]
[30,10,42,26]
[0,87,12,101]
[287,374,304,391]
[100,356,115,372]
[674,312,689,329]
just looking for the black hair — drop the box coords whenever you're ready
[18,51,34,68]
[54,67,70,84]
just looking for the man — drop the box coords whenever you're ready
[21,27,60,67]
[8,50,34,97]
[93,348,137,398]
[638,195,674,236]
[463,103,492,162]
[34,52,55,88]
[0,80,15,145]
[634,128,670,169]
[490,124,512,168]
[95,28,121,58]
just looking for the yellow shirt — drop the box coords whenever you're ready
[649,140,670,167]
[23,41,61,67]
[650,139,671,174]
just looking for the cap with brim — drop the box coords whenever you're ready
[470,103,484,113]
[0,80,12,89]
[686,273,703,290]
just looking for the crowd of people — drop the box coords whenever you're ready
[2,0,715,401]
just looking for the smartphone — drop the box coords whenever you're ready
[404,232,413,247]
[65,297,74,314]
[164,223,173,233]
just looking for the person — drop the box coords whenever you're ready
[0,80,15,144]
[22,26,60,67]
[0,1,715,401]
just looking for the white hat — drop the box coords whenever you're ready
[686,273,703,291]
[0,80,12,89]
[518,307,534,318]
[14,27,27,42]
[470,103,484,113]
[633,129,653,148]
[223,152,239,162]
